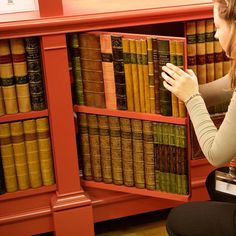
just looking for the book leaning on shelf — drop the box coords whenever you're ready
[68,31,187,118]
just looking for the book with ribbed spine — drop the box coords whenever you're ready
[87,114,102,182]
[25,36,46,110]
[186,21,197,74]
[147,38,155,114]
[130,39,141,112]
[109,116,123,185]
[79,33,106,108]
[131,119,145,188]
[0,87,5,116]
[98,115,112,183]
[0,39,18,114]
[122,38,134,111]
[0,123,18,192]
[77,113,92,180]
[10,121,30,190]
[214,36,223,80]
[0,152,6,194]
[36,117,55,186]
[23,119,42,188]
[120,117,134,187]
[69,33,84,105]
[143,120,155,190]
[10,38,32,112]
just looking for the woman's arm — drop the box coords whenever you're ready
[199,74,233,107]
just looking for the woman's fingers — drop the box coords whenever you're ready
[162,65,181,81]
[161,72,176,86]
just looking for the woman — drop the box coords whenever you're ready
[161,0,236,235]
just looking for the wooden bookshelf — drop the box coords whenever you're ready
[0,0,216,235]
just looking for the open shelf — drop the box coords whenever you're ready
[75,106,188,125]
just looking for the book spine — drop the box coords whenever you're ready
[10,38,32,112]
[120,117,134,187]
[100,34,117,109]
[87,114,102,182]
[69,33,84,105]
[147,38,155,114]
[10,121,30,190]
[214,38,223,80]
[98,115,113,183]
[25,36,46,110]
[109,116,123,185]
[130,39,141,112]
[0,39,18,114]
[36,117,55,186]
[111,35,127,110]
[0,152,6,194]
[23,119,43,188]
[0,86,5,116]
[0,123,18,192]
[122,38,134,111]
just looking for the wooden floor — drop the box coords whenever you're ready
[95,208,171,236]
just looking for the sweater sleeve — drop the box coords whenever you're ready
[186,91,236,167]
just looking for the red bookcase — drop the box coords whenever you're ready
[0,0,216,235]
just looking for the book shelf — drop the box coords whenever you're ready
[0,0,216,235]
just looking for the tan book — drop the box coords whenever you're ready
[0,39,18,114]
[186,21,197,74]
[131,119,145,188]
[23,119,42,188]
[0,123,18,192]
[36,117,55,186]
[77,113,93,180]
[0,87,5,116]
[136,39,146,113]
[147,38,155,114]
[214,38,223,80]
[143,120,155,190]
[109,116,123,185]
[10,121,30,190]
[141,39,150,113]
[205,19,215,83]
[130,39,141,112]
[120,117,134,187]
[98,115,112,184]
[196,20,207,84]
[100,34,117,109]
[87,114,102,182]
[10,38,32,112]
[122,38,134,111]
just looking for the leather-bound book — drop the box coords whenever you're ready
[0,123,18,192]
[10,38,32,112]
[36,117,55,186]
[79,33,106,108]
[10,121,30,190]
[120,117,134,187]
[196,20,207,84]
[87,114,102,182]
[0,39,18,114]
[152,38,160,114]
[122,38,134,111]
[68,33,84,105]
[0,87,5,116]
[143,120,155,190]
[25,36,46,110]
[77,113,93,180]
[147,37,155,114]
[130,39,141,112]
[98,115,112,183]
[23,119,43,188]
[108,116,123,185]
[131,119,145,188]
[186,21,197,74]
[100,34,117,110]
[205,19,215,83]
[214,36,223,80]
[157,39,172,116]
[0,153,6,194]
[111,35,127,110]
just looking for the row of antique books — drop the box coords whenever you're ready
[0,117,54,195]
[68,31,187,117]
[77,113,188,195]
[0,37,46,116]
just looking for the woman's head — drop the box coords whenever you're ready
[213,0,236,87]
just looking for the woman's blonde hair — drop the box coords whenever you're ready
[213,0,236,87]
